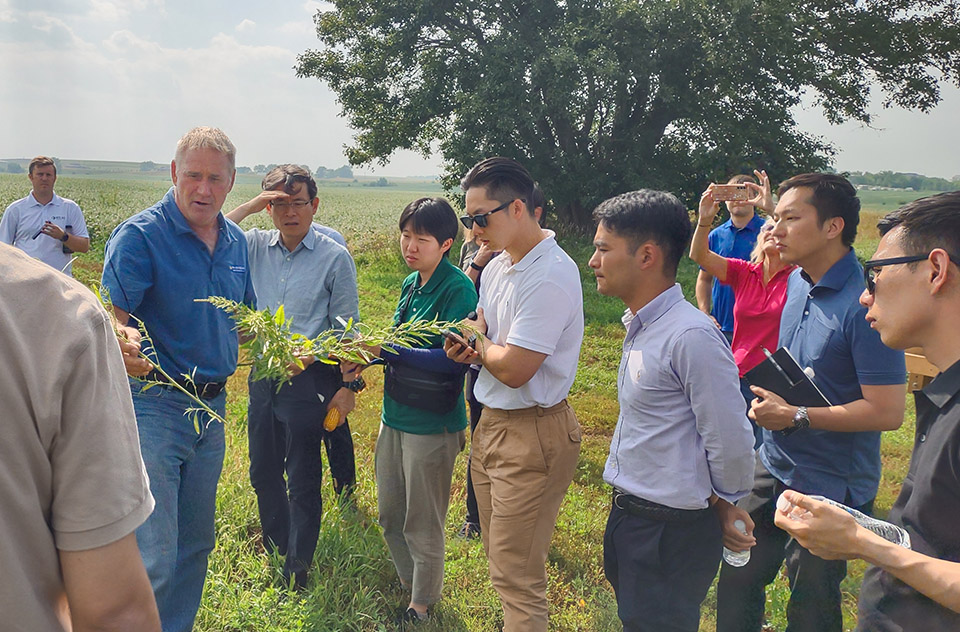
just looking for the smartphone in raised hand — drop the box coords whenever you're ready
[712,183,749,202]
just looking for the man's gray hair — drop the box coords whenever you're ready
[174,127,236,171]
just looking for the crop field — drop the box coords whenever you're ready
[0,173,938,630]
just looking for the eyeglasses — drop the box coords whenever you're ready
[459,198,524,229]
[270,200,312,210]
[863,252,960,294]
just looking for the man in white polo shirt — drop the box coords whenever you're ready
[446,157,584,632]
[0,156,89,276]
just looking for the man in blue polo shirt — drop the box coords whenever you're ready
[715,173,906,632]
[226,164,360,591]
[695,173,767,342]
[102,127,256,632]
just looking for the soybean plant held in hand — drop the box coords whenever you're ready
[199,296,480,389]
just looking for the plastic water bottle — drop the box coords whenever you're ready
[722,519,752,567]
[777,493,911,549]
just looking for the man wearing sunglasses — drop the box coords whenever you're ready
[226,165,360,591]
[445,157,583,632]
[774,191,960,630]
[716,173,906,632]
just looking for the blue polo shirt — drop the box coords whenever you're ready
[759,249,905,507]
[102,187,256,383]
[708,214,764,333]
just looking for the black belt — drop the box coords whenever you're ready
[146,370,226,400]
[612,489,713,524]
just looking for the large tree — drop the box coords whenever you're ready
[297,0,960,228]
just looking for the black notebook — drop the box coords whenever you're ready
[745,347,832,408]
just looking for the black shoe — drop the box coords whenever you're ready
[396,607,428,628]
[456,521,481,540]
[281,569,308,593]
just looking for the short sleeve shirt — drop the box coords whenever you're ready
[723,258,794,375]
[0,245,154,631]
[759,250,906,506]
[382,257,478,434]
[101,187,257,383]
[473,231,584,409]
[708,214,764,332]
[0,192,89,276]
[857,360,960,631]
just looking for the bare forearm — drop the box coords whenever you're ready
[61,534,162,632]
[808,402,901,432]
[225,201,258,224]
[65,234,90,253]
[695,272,713,313]
[477,339,544,389]
[859,533,960,613]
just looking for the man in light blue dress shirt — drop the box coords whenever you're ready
[226,165,360,591]
[588,189,756,632]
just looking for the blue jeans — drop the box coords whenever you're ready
[129,378,226,632]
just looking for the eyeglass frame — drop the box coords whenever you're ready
[459,198,525,229]
[863,252,960,294]
[269,199,313,210]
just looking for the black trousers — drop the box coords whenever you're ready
[716,457,874,632]
[463,367,482,525]
[247,363,355,575]
[603,501,722,632]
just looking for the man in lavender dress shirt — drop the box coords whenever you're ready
[588,189,756,632]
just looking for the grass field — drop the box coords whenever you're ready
[0,174,941,630]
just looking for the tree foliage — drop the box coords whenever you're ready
[297,0,960,228]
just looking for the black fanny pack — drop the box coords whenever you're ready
[384,362,464,414]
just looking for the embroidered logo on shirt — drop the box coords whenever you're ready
[229,265,246,274]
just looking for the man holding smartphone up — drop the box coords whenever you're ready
[446,157,583,632]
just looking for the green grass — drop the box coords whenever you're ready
[0,174,930,630]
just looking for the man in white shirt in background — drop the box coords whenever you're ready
[0,156,90,276]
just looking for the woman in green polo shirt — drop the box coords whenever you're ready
[367,197,478,625]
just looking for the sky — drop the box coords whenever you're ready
[1,0,958,180]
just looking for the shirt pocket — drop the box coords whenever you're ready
[804,315,836,363]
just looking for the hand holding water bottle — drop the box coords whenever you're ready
[774,490,910,562]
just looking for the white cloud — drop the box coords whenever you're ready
[235,18,255,33]
[88,0,163,22]
[303,1,334,16]
[277,19,314,37]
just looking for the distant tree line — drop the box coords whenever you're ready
[243,164,355,179]
[847,171,960,191]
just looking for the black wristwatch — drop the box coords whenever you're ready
[60,232,69,243]
[470,261,485,271]
[342,376,366,393]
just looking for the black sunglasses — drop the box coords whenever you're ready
[863,252,960,294]
[459,198,524,229]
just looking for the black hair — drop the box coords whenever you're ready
[398,197,459,257]
[461,157,535,217]
[592,189,692,277]
[777,173,860,247]
[262,164,318,200]
[877,191,960,262]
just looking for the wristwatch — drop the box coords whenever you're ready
[60,232,69,242]
[792,406,810,430]
[341,375,366,394]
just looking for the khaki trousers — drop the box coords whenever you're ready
[471,400,582,632]
[375,424,465,606]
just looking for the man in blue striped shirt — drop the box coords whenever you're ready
[588,189,756,632]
